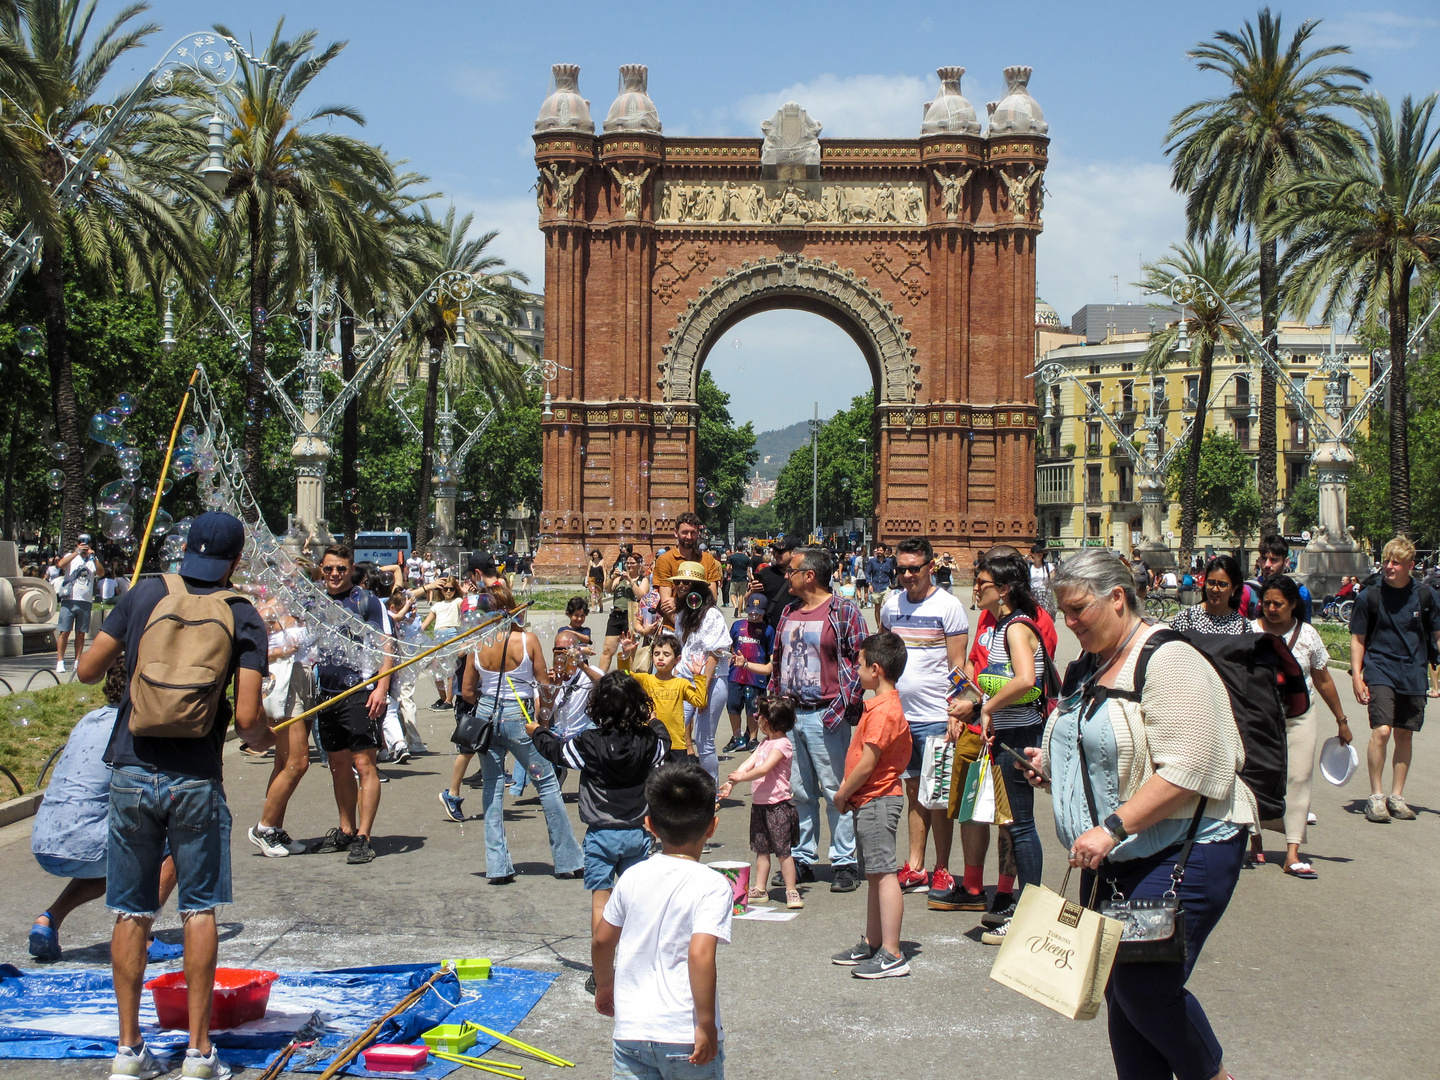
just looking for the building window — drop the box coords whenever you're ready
[1086,464,1102,500]
[1088,364,1101,376]
[1120,362,1134,372]
[1120,380,1134,411]
[1037,464,1073,505]
[1087,422,1102,455]
[1087,514,1102,538]
[1235,417,1251,449]
[1185,375,1199,408]
[1235,375,1250,405]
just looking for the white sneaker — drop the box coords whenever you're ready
[55,660,66,674]
[1307,812,1317,825]
[181,1046,231,1079]
[248,825,304,857]
[109,1043,164,1080]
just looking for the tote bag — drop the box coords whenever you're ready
[917,736,954,809]
[989,872,1123,1021]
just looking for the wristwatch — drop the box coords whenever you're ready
[1102,813,1128,843]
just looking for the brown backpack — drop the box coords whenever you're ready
[128,574,247,739]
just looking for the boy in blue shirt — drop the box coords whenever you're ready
[722,593,774,754]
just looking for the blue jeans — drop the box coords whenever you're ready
[583,827,651,891]
[614,1040,725,1080]
[479,706,583,878]
[107,766,231,916]
[683,671,726,780]
[1083,831,1246,1080]
[788,707,856,868]
[993,721,1046,891]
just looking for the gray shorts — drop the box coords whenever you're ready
[57,599,92,633]
[852,794,903,876]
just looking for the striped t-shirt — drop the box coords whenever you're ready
[880,586,970,725]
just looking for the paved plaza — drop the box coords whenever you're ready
[0,614,1434,1080]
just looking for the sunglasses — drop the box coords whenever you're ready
[320,565,350,576]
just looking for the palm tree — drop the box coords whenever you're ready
[1136,238,1259,567]
[1271,94,1440,539]
[0,2,60,245]
[2,0,211,538]
[1167,7,1370,539]
[383,206,531,551]
[210,18,394,497]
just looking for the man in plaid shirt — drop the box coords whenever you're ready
[770,546,868,893]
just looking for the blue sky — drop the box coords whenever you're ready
[123,1,1438,431]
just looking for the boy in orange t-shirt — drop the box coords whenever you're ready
[832,631,912,978]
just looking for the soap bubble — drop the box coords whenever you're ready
[180,425,197,445]
[478,489,490,501]
[7,694,37,726]
[99,479,134,508]
[703,491,720,508]
[121,466,141,481]
[104,511,133,540]
[116,392,137,416]
[171,516,193,538]
[731,337,741,348]
[16,325,43,357]
[171,449,197,478]
[205,489,226,510]
[349,501,361,514]
[89,413,118,445]
[103,406,126,426]
[46,468,64,490]
[49,441,67,461]
[149,508,174,536]
[343,488,358,501]
[638,460,650,478]
[696,478,708,493]
[161,478,173,495]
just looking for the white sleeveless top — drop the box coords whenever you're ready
[477,633,538,700]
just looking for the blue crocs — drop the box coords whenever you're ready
[28,913,60,962]
[146,936,184,962]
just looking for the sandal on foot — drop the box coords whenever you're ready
[28,913,59,962]
[1243,852,1265,869]
[786,889,804,909]
[746,886,768,902]
[1284,861,1318,879]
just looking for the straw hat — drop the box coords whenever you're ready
[668,560,709,584]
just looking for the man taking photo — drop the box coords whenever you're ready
[78,511,270,1080]
[55,535,102,674]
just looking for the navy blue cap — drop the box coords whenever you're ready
[180,511,246,582]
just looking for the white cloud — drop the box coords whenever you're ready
[446,193,545,290]
[1036,155,1189,324]
[447,64,510,103]
[1320,10,1439,51]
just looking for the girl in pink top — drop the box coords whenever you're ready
[719,695,803,909]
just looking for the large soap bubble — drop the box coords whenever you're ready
[696,478,708,493]
[148,508,174,536]
[703,490,721,508]
[103,511,134,540]
[89,413,117,445]
[49,441,67,461]
[180,425,197,446]
[103,406,126,426]
[171,449,197,478]
[7,694,37,726]
[46,468,64,490]
[116,392,137,416]
[99,478,134,508]
[16,325,43,357]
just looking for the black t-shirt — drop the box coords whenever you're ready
[316,587,388,693]
[935,564,953,586]
[104,575,267,780]
[756,562,793,631]
[727,552,750,584]
[1351,580,1434,695]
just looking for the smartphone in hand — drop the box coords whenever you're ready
[997,742,1050,783]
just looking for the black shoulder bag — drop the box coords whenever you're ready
[450,633,509,754]
[1075,678,1206,965]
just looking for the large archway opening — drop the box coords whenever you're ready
[699,307,876,546]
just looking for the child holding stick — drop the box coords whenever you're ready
[718,695,803,909]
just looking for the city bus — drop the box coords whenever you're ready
[353,531,412,566]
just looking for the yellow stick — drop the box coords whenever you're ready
[468,1023,574,1068]
[271,603,532,732]
[505,675,532,725]
[429,1049,525,1077]
[130,367,201,588]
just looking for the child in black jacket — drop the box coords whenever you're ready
[530,671,667,937]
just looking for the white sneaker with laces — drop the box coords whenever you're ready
[109,1043,164,1080]
[55,660,66,674]
[181,1046,231,1079]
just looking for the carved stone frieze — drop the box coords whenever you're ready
[659,255,918,406]
[656,180,926,226]
[999,163,1042,222]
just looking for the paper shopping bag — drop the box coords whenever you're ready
[989,880,1124,1021]
[918,736,954,809]
[955,751,989,821]
[947,725,984,820]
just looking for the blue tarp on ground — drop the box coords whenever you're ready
[0,962,559,1078]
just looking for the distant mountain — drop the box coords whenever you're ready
[751,420,810,480]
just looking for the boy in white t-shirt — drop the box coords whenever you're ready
[593,760,733,1079]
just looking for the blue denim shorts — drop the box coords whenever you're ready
[106,766,231,916]
[583,827,651,892]
[56,599,92,633]
[903,720,950,779]
[725,680,760,717]
[614,1039,725,1080]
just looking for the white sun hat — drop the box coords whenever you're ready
[1319,736,1359,787]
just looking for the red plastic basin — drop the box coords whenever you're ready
[144,968,279,1030]
[362,1044,430,1072]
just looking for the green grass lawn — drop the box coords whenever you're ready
[0,681,103,796]
[1317,622,1351,665]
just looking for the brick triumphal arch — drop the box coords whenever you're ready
[531,63,1047,577]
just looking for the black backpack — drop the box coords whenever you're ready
[1081,628,1309,822]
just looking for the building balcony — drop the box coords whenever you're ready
[1223,395,1254,413]
[1037,489,1075,506]
[1085,443,1103,458]
[1083,489,1106,507]
[1282,439,1312,453]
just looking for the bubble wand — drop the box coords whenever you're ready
[130,366,202,589]
[270,602,534,733]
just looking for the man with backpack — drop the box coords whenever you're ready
[1241,535,1313,622]
[1350,536,1440,823]
[310,544,393,863]
[77,511,270,1080]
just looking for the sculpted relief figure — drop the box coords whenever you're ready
[610,166,652,219]
[1000,164,1041,221]
[902,184,925,223]
[543,164,586,217]
[875,182,897,223]
[656,180,925,225]
[932,167,972,221]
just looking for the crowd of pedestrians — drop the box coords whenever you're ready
[19,505,1440,1080]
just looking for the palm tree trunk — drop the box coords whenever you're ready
[2,394,20,541]
[244,199,269,510]
[1257,238,1280,542]
[1178,339,1215,568]
[414,335,442,552]
[39,237,84,544]
[340,297,358,542]
[1388,269,1412,539]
